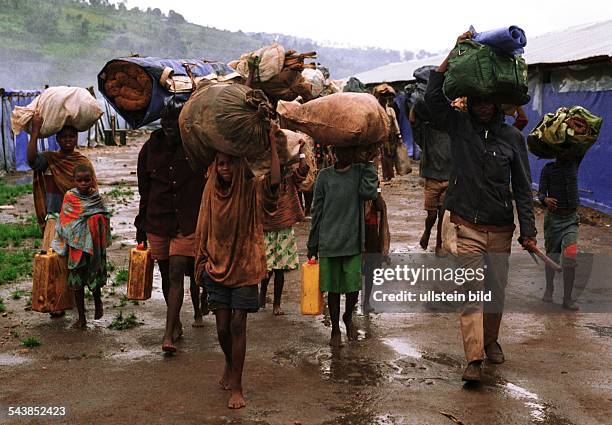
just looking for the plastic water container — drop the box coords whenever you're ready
[127,243,154,300]
[300,259,323,315]
[32,249,74,313]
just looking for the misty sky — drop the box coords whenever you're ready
[121,0,610,52]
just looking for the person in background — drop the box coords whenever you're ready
[538,152,582,310]
[425,31,538,383]
[410,99,453,257]
[53,165,111,328]
[260,146,310,315]
[27,112,97,319]
[504,105,529,131]
[307,145,379,347]
[134,99,206,353]
[194,123,281,409]
[378,94,403,182]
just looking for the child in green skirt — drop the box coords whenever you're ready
[307,146,378,347]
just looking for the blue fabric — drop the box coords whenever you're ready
[98,57,236,128]
[470,25,527,55]
[512,85,612,214]
[394,93,420,159]
[1,89,59,172]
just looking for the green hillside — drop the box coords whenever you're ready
[0,0,408,90]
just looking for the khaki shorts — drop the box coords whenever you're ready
[147,232,197,261]
[423,178,449,211]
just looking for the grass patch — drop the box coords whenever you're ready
[0,250,33,284]
[106,186,133,199]
[0,180,32,205]
[0,215,42,247]
[108,312,139,330]
[10,289,30,300]
[113,294,128,308]
[20,336,41,348]
[0,297,5,312]
[113,268,128,287]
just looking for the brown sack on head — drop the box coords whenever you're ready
[246,129,303,177]
[279,92,390,147]
[179,83,275,174]
[251,68,314,103]
[101,61,152,112]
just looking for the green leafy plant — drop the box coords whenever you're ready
[11,289,30,300]
[108,312,139,330]
[21,336,41,348]
[0,296,6,313]
[113,268,128,287]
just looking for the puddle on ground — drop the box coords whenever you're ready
[583,323,612,338]
[110,348,154,361]
[383,338,422,359]
[0,353,31,366]
[492,380,575,425]
[320,412,398,425]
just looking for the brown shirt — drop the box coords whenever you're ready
[135,130,205,237]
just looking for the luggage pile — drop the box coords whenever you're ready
[527,106,602,159]
[443,25,530,105]
[11,86,103,138]
[98,58,239,128]
[229,43,318,103]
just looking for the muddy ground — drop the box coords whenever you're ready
[1,136,612,425]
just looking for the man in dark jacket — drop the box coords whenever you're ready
[425,32,537,382]
[411,100,452,257]
[135,99,206,353]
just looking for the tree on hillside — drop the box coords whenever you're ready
[168,10,185,24]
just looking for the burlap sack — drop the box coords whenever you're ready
[11,87,103,137]
[279,92,389,146]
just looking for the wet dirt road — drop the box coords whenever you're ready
[1,138,612,425]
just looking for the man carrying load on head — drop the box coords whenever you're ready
[27,112,97,319]
[425,32,537,383]
[134,99,207,353]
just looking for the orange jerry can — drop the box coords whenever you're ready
[32,249,74,313]
[127,243,154,300]
[300,259,323,315]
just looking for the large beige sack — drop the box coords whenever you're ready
[302,68,325,98]
[279,92,390,147]
[229,43,285,82]
[11,87,103,137]
[441,210,458,256]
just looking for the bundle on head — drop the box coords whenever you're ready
[278,92,390,147]
[101,61,152,112]
[527,106,602,159]
[179,83,300,176]
[372,83,396,99]
[229,44,317,103]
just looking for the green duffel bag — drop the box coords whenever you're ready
[443,40,530,105]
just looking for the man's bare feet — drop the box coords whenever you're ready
[329,331,343,348]
[273,304,284,316]
[172,321,183,342]
[94,299,103,320]
[218,366,231,390]
[228,389,246,409]
[71,319,86,329]
[192,315,205,328]
[162,340,177,353]
[419,233,430,250]
[343,312,358,341]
